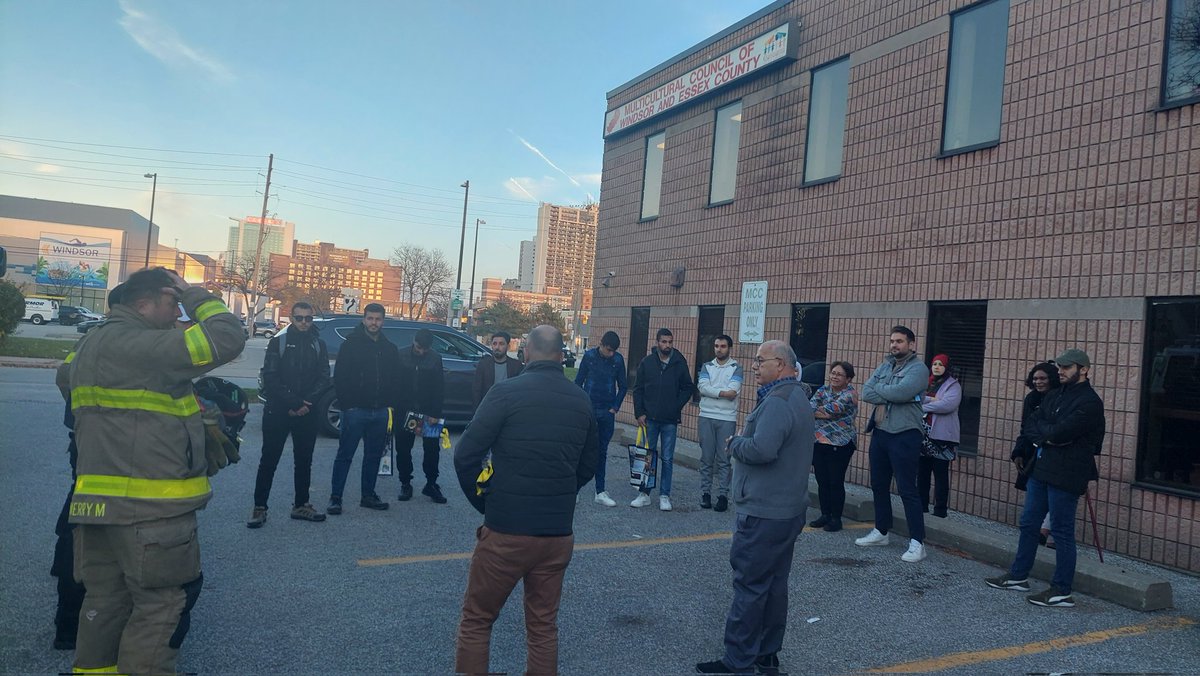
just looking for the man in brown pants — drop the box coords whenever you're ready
[453,325,598,675]
[58,268,245,674]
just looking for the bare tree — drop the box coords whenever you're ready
[215,255,289,319]
[390,245,453,320]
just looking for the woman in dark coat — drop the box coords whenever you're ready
[1012,361,1061,544]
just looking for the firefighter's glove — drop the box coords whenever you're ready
[202,417,240,476]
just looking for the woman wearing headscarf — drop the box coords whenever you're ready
[919,354,961,517]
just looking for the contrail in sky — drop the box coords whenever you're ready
[514,133,582,188]
[507,178,538,201]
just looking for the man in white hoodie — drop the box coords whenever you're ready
[696,334,743,511]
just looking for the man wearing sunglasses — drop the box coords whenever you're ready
[248,302,331,527]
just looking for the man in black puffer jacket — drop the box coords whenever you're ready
[452,325,598,676]
[395,328,448,503]
[328,304,400,514]
[987,348,1105,609]
[249,301,331,527]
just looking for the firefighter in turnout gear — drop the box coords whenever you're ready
[56,267,246,674]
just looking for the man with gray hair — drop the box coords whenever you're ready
[696,340,813,676]
[453,325,598,675]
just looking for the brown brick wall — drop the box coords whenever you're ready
[594,0,1200,571]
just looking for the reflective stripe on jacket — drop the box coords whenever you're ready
[58,288,246,525]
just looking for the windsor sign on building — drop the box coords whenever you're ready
[603,22,798,138]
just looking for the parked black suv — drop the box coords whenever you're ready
[260,315,491,436]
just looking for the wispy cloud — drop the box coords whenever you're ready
[504,177,540,202]
[118,0,234,83]
[511,132,582,188]
[35,164,63,174]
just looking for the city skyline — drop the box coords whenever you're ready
[0,0,768,283]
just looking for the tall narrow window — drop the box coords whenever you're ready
[925,301,988,454]
[1138,298,1200,494]
[803,58,850,184]
[789,303,830,386]
[941,0,1010,154]
[640,133,665,220]
[708,101,743,204]
[694,305,727,394]
[628,306,651,387]
[1163,0,1200,107]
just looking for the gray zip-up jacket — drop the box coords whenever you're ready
[861,352,930,434]
[728,379,814,520]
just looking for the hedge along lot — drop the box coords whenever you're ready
[0,337,75,359]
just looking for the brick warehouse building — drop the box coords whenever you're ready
[590,0,1199,571]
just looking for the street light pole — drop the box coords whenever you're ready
[468,218,486,311]
[452,180,470,327]
[143,173,157,268]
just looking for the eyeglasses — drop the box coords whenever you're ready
[292,315,314,323]
[752,356,783,366]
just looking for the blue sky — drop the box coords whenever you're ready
[0,0,767,282]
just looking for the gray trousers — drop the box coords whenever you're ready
[697,417,735,496]
[723,513,805,670]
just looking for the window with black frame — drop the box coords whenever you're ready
[640,133,666,220]
[694,306,726,400]
[1163,0,1200,107]
[925,302,987,454]
[1138,298,1200,493]
[790,304,829,387]
[941,0,1010,154]
[628,306,651,387]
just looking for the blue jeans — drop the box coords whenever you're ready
[1009,477,1079,593]
[868,428,925,543]
[593,410,615,493]
[643,420,677,496]
[330,407,388,501]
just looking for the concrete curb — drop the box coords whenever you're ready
[0,357,62,369]
[614,422,1173,612]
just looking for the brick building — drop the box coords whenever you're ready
[592,0,1200,571]
[533,202,599,296]
[268,241,402,316]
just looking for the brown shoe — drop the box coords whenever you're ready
[246,506,268,529]
[290,503,326,522]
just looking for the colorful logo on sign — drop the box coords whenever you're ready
[763,31,787,55]
[35,233,112,289]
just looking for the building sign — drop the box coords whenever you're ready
[36,233,111,289]
[245,216,285,226]
[739,281,768,343]
[604,22,798,138]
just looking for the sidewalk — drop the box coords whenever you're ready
[614,422,1174,612]
[0,356,61,369]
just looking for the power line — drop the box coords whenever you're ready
[0,151,261,173]
[0,134,262,158]
[273,158,540,206]
[0,138,263,169]
[274,182,537,221]
[0,171,255,197]
[272,169,536,215]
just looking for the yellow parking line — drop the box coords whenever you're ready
[358,531,734,567]
[864,616,1197,673]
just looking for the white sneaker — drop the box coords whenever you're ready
[855,528,890,547]
[630,494,651,508]
[901,539,927,563]
[659,495,672,511]
[594,491,616,507]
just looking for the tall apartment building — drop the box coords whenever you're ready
[267,241,402,315]
[532,202,598,296]
[517,238,537,291]
[593,0,1200,572]
[226,216,295,268]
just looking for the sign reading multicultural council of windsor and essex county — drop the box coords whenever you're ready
[604,22,798,138]
[739,281,768,344]
[36,233,111,289]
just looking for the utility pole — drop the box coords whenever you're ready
[468,218,485,310]
[142,173,157,268]
[247,153,274,320]
[452,180,469,327]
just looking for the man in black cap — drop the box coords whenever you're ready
[986,348,1105,608]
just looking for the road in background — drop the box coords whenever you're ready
[2,367,1197,674]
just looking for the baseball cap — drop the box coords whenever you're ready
[1055,348,1091,368]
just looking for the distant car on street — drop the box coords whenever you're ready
[76,317,105,334]
[252,319,279,338]
[58,305,102,325]
[258,315,491,436]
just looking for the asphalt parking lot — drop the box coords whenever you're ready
[1,367,1197,675]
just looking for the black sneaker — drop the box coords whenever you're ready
[360,495,389,510]
[714,495,728,512]
[1027,587,1075,607]
[398,483,414,501]
[327,498,343,515]
[696,659,752,674]
[755,653,782,676]
[822,518,843,532]
[701,493,712,509]
[809,514,831,528]
[422,483,447,504]
[985,575,1030,592]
